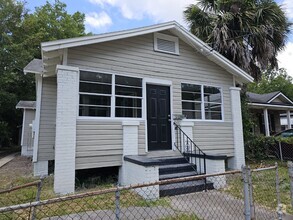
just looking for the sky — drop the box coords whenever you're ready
[26,0,293,76]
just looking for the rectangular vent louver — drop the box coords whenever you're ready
[157,38,176,53]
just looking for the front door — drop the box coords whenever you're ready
[147,84,171,150]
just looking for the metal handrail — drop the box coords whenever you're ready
[174,122,206,175]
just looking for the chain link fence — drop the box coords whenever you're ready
[269,141,293,161]
[2,165,291,220]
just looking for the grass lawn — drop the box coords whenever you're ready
[224,159,293,214]
[0,156,170,219]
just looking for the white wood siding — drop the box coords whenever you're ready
[38,77,57,161]
[138,122,146,155]
[76,120,146,169]
[193,122,234,156]
[76,120,123,170]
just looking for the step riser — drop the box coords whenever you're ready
[159,172,198,181]
[160,183,214,197]
[158,158,187,164]
[159,166,195,175]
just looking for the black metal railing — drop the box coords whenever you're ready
[174,122,206,175]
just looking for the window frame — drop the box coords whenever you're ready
[78,69,143,119]
[181,83,224,122]
[154,32,179,55]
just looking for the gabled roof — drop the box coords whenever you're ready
[16,101,36,110]
[247,92,293,110]
[28,21,254,83]
[247,92,280,103]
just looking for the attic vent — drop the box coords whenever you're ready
[154,33,179,55]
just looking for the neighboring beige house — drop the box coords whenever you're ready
[16,101,36,157]
[23,21,253,195]
[247,92,293,136]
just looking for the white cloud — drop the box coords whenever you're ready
[281,0,293,19]
[88,0,197,25]
[88,0,116,7]
[278,41,293,77]
[85,11,112,29]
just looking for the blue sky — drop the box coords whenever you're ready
[26,0,293,75]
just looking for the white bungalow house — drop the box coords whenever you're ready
[23,21,253,195]
[16,101,36,156]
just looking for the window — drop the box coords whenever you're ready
[154,33,179,55]
[115,75,142,118]
[79,71,142,118]
[181,83,223,120]
[79,71,111,117]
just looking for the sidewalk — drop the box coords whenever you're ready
[0,153,18,168]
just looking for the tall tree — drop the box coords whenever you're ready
[248,68,293,100]
[184,0,291,80]
[0,0,87,147]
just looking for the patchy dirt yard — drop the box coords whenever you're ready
[0,156,34,190]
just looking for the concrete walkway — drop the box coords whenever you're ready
[0,153,18,168]
[44,190,277,220]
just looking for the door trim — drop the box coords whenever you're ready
[143,78,175,153]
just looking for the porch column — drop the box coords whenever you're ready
[119,121,140,185]
[287,110,292,129]
[54,65,79,194]
[263,108,270,136]
[229,87,245,170]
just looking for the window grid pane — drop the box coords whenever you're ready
[181,83,222,120]
[115,75,142,118]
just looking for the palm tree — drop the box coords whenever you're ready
[184,0,291,80]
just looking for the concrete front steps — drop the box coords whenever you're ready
[158,156,214,197]
[124,152,214,197]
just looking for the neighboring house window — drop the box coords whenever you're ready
[154,33,179,55]
[79,70,142,118]
[181,83,223,120]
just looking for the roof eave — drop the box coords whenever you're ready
[248,102,293,110]
[41,21,177,52]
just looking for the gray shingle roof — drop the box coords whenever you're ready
[16,101,36,109]
[23,59,44,74]
[246,91,280,103]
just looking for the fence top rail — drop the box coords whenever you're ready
[251,165,277,173]
[0,180,41,195]
[0,169,241,213]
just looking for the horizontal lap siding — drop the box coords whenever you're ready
[138,122,146,155]
[76,120,123,170]
[68,32,235,157]
[193,122,234,156]
[38,77,57,161]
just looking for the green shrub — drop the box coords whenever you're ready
[245,135,277,160]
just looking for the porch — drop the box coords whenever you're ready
[247,92,293,136]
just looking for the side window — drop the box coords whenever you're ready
[181,83,223,120]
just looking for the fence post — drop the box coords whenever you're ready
[275,162,283,220]
[247,166,255,220]
[278,141,283,162]
[288,161,293,209]
[115,184,121,220]
[242,165,251,220]
[31,177,44,220]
